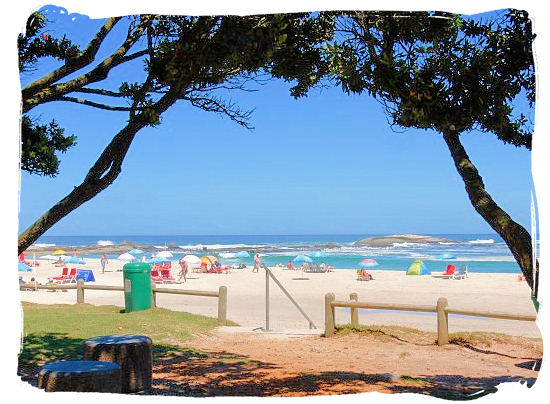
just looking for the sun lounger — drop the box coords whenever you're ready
[150,270,164,283]
[63,268,78,283]
[432,264,456,279]
[453,265,468,279]
[160,269,175,283]
[48,267,69,282]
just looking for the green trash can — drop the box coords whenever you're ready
[123,263,152,313]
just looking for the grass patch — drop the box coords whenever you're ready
[19,302,235,369]
[334,324,435,342]
[449,331,542,351]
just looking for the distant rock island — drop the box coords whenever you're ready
[354,234,457,247]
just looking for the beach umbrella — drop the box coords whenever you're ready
[156,250,173,258]
[201,255,218,265]
[66,256,86,264]
[310,251,328,258]
[18,262,32,272]
[182,255,201,264]
[128,249,144,255]
[117,253,135,261]
[52,249,66,255]
[235,251,250,258]
[292,255,313,263]
[358,259,379,268]
[437,253,456,260]
[148,256,171,264]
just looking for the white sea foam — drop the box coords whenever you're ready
[219,252,237,258]
[178,244,265,251]
[97,240,113,246]
[32,243,56,247]
[469,239,495,244]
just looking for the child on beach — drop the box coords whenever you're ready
[287,261,294,270]
[100,253,108,274]
[253,253,260,272]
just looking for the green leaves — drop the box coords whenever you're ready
[20,116,76,176]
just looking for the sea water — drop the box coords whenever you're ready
[31,233,531,274]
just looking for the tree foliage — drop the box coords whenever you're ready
[18,11,334,253]
[319,10,537,295]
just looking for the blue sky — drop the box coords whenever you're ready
[18,5,535,236]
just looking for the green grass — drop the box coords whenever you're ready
[19,302,236,369]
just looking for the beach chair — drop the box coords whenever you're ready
[151,270,164,283]
[453,265,469,280]
[432,264,455,279]
[356,269,373,281]
[48,267,69,283]
[61,268,77,284]
[160,269,175,283]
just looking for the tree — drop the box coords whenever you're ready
[18,11,334,253]
[323,10,537,296]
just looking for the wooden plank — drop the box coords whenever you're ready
[445,308,536,322]
[325,293,336,337]
[437,297,449,345]
[82,285,125,291]
[331,300,436,313]
[21,283,77,290]
[218,286,227,325]
[152,287,219,297]
[349,293,358,326]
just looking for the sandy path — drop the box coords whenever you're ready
[149,327,541,397]
[19,259,541,337]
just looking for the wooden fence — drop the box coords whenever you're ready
[324,293,537,345]
[20,280,228,326]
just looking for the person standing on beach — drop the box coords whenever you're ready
[253,253,260,273]
[178,258,188,283]
[100,253,108,274]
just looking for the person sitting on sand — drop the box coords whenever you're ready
[178,258,188,282]
[287,261,294,270]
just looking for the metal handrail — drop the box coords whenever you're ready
[264,267,317,330]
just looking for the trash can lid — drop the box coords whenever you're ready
[123,262,151,273]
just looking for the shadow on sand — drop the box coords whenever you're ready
[18,333,538,399]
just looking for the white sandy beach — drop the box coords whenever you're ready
[19,259,541,338]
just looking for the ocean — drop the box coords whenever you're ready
[31,233,529,274]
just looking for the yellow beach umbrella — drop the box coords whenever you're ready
[200,255,218,265]
[52,249,67,255]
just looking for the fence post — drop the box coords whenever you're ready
[325,293,336,337]
[76,279,84,304]
[437,297,449,346]
[350,293,358,326]
[218,286,227,326]
[151,281,156,308]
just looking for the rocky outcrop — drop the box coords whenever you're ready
[354,234,457,247]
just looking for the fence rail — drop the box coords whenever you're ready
[325,293,536,345]
[21,281,227,325]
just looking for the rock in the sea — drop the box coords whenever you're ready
[354,234,456,247]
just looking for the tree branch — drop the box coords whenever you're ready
[58,96,134,111]
[22,17,121,97]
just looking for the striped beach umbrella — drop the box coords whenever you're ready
[358,259,379,268]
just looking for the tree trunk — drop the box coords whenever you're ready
[18,123,140,254]
[442,131,538,297]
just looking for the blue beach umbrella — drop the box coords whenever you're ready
[310,251,328,258]
[437,253,456,260]
[235,251,251,258]
[148,256,171,264]
[293,255,313,263]
[358,259,379,268]
[66,256,86,264]
[18,262,32,272]
[128,249,144,255]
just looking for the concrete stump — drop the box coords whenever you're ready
[83,335,152,393]
[37,360,121,393]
